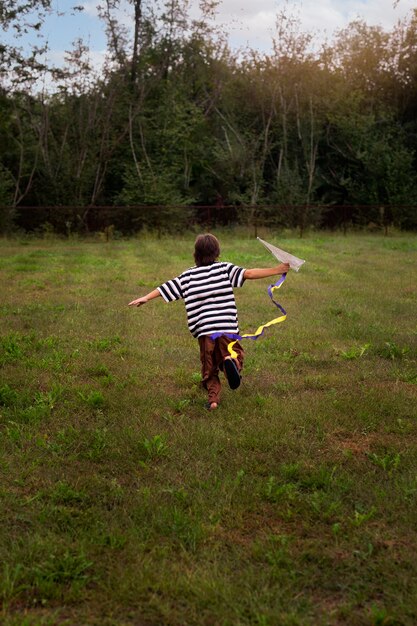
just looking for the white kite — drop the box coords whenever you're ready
[211,237,305,358]
[257,237,305,272]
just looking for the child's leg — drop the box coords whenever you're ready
[217,336,244,372]
[198,337,222,406]
[216,337,244,390]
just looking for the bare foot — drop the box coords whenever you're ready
[209,402,218,410]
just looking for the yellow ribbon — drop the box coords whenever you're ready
[211,274,288,359]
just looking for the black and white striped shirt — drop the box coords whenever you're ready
[157,262,246,338]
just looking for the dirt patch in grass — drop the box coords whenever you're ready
[211,506,300,549]
[327,430,401,457]
[372,380,417,396]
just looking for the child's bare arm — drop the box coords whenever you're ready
[244,263,290,280]
[128,289,161,307]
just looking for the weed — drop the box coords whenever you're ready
[18,404,50,424]
[100,374,115,387]
[34,385,63,410]
[258,534,296,577]
[263,476,297,503]
[37,335,60,349]
[392,368,417,384]
[0,563,26,607]
[234,468,245,486]
[29,550,93,600]
[161,507,204,552]
[376,342,409,360]
[191,372,202,384]
[141,434,167,460]
[165,486,189,505]
[78,390,106,409]
[104,478,125,506]
[402,477,417,501]
[351,506,377,527]
[171,398,190,413]
[353,541,374,560]
[0,333,24,362]
[340,343,370,359]
[0,384,19,407]
[222,469,246,508]
[279,463,300,482]
[332,522,342,537]
[367,451,401,475]
[91,336,122,352]
[370,605,397,626]
[329,306,360,320]
[86,364,111,377]
[95,531,127,550]
[298,465,337,492]
[55,426,80,452]
[39,349,67,372]
[303,375,327,390]
[255,393,267,407]
[85,427,109,460]
[49,482,88,506]
[272,381,291,394]
[308,491,342,519]
[4,421,25,446]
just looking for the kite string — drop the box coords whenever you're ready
[210,273,288,359]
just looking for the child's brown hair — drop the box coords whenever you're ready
[194,234,220,266]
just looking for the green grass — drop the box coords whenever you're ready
[0,231,416,625]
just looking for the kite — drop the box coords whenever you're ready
[210,238,305,358]
[256,237,305,272]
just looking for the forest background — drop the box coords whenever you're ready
[1,0,417,235]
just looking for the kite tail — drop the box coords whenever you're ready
[210,273,287,359]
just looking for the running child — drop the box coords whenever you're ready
[128,234,289,410]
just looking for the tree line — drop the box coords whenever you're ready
[1,0,417,234]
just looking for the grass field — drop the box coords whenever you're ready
[0,231,416,626]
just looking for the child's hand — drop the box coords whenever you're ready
[128,288,161,306]
[128,297,148,307]
[279,263,290,273]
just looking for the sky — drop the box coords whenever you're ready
[5,0,417,73]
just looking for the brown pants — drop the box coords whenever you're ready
[198,335,244,404]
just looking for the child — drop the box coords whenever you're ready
[128,234,289,410]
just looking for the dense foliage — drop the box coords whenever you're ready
[1,0,417,233]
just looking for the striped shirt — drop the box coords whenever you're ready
[157,262,246,338]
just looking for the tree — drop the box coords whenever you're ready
[0,1,84,90]
[0,163,14,231]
